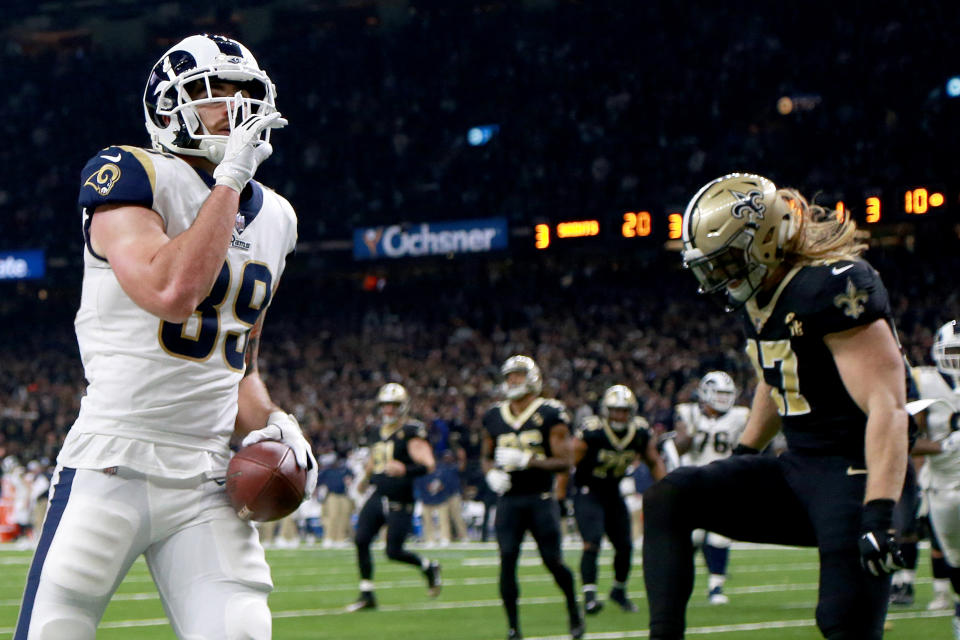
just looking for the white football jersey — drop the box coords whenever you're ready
[675,402,749,466]
[59,145,297,478]
[913,365,960,488]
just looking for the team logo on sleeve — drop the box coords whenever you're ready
[833,278,868,319]
[83,163,122,196]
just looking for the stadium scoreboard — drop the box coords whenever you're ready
[532,185,956,249]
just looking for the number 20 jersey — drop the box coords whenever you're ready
[741,259,892,463]
[483,398,570,496]
[59,145,297,478]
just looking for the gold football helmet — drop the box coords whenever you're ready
[376,382,410,426]
[681,173,799,308]
[600,384,638,431]
[501,355,542,400]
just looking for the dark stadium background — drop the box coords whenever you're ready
[0,0,958,498]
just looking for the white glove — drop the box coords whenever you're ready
[242,411,318,499]
[485,468,512,495]
[619,476,636,497]
[941,430,960,454]
[495,447,532,471]
[213,103,288,193]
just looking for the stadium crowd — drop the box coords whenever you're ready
[2,0,960,546]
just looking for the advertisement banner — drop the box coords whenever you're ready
[353,217,508,260]
[0,250,45,280]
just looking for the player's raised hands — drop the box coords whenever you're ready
[213,96,288,193]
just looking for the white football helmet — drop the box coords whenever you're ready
[698,371,737,414]
[933,320,960,380]
[501,355,542,400]
[143,34,278,164]
[682,173,800,309]
[376,383,410,426]
[600,384,638,431]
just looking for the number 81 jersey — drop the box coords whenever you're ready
[741,259,892,462]
[61,145,297,477]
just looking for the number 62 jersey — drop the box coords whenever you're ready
[59,145,297,478]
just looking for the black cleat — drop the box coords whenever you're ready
[345,592,377,612]
[584,597,604,615]
[610,588,639,613]
[888,582,915,606]
[507,628,523,640]
[425,560,442,597]
[569,611,585,639]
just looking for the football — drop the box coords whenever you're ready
[226,440,306,522]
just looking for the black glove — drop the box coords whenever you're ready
[731,443,759,456]
[857,499,905,577]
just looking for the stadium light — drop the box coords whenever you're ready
[946,76,960,98]
[467,124,500,146]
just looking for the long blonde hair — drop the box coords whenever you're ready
[779,188,868,266]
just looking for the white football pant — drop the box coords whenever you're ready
[15,466,272,640]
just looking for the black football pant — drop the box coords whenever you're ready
[643,451,891,640]
[496,493,578,630]
[355,494,422,581]
[574,487,632,587]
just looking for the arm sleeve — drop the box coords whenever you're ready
[803,260,890,335]
[79,146,156,212]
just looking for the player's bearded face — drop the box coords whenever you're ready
[379,402,401,425]
[608,408,630,430]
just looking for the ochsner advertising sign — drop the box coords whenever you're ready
[353,217,508,260]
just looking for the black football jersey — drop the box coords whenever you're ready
[369,420,428,503]
[483,398,571,496]
[741,258,892,462]
[574,415,650,492]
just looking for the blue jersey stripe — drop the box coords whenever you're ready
[14,467,76,640]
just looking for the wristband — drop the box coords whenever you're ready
[406,463,429,477]
[731,443,759,456]
[861,498,895,532]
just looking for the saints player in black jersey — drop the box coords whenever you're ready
[573,385,666,615]
[643,174,909,640]
[347,383,441,611]
[483,355,584,640]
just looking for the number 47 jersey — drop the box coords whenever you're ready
[60,145,297,478]
[741,259,892,463]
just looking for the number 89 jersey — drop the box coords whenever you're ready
[60,145,297,478]
[483,398,570,496]
[742,259,892,462]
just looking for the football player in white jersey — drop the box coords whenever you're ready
[673,371,749,605]
[912,321,960,636]
[14,34,317,640]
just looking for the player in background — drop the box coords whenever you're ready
[909,321,960,636]
[673,371,749,604]
[644,173,909,640]
[347,383,441,611]
[15,34,317,640]
[572,385,666,614]
[483,355,583,640]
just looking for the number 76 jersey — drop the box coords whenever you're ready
[741,259,892,462]
[61,145,297,477]
[674,404,749,466]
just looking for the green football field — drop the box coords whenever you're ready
[0,541,951,639]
